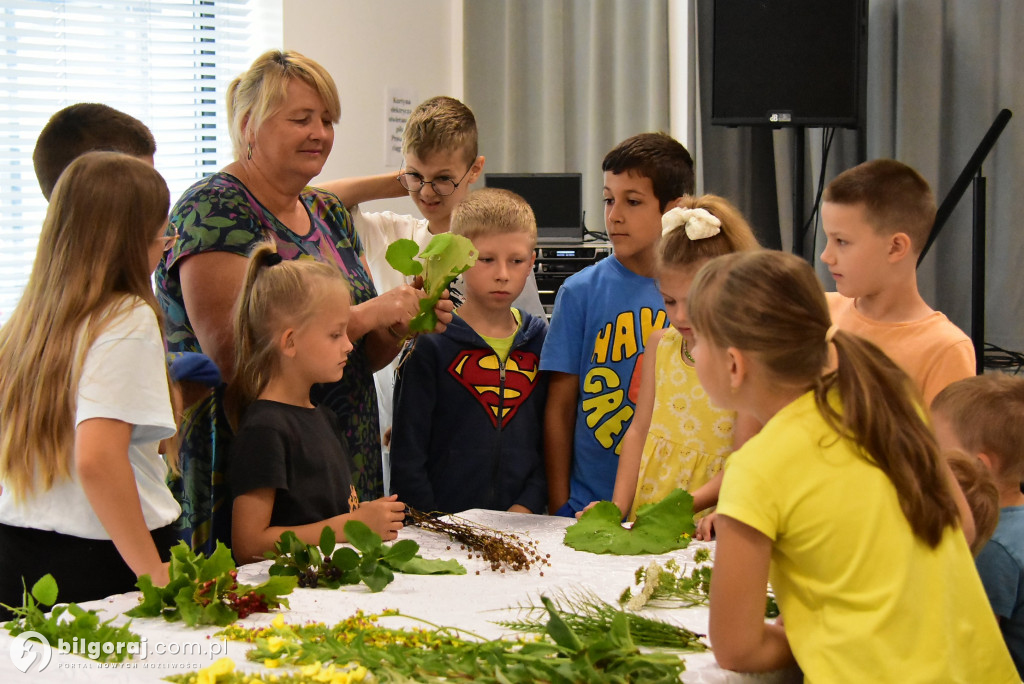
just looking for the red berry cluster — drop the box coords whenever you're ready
[194,569,271,619]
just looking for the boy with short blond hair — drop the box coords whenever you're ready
[541,132,694,516]
[821,159,974,404]
[390,188,547,514]
[931,373,1024,676]
[320,97,543,494]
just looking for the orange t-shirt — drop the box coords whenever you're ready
[827,293,975,404]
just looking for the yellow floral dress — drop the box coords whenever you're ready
[628,327,735,521]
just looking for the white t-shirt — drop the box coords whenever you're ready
[0,297,180,539]
[353,209,545,494]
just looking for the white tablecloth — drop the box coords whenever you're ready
[0,510,801,683]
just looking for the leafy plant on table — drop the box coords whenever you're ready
[622,548,780,618]
[385,233,477,333]
[267,521,465,593]
[126,541,295,627]
[498,588,708,652]
[565,487,697,555]
[200,601,689,683]
[2,574,142,663]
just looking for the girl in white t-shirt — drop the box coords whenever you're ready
[0,151,180,613]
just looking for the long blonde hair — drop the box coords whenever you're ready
[231,244,350,427]
[0,151,170,498]
[689,250,960,547]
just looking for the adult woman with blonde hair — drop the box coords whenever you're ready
[156,50,449,554]
[0,152,179,614]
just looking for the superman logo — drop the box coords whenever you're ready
[448,349,541,429]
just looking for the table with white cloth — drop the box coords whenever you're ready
[0,509,800,683]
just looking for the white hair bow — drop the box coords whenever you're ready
[661,207,722,240]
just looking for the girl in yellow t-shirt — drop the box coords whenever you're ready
[582,195,761,522]
[690,250,1017,683]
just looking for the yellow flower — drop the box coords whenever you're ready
[195,657,234,684]
[266,636,286,653]
[271,614,286,629]
[301,661,323,677]
[264,658,280,669]
[350,665,368,681]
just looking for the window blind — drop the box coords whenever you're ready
[0,0,259,323]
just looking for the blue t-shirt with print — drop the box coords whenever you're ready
[977,505,1024,678]
[540,255,667,513]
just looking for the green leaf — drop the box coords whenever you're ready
[381,539,419,566]
[390,555,467,575]
[332,547,360,572]
[385,233,477,334]
[343,519,382,555]
[564,488,696,555]
[385,238,424,277]
[319,526,336,555]
[541,596,583,652]
[30,574,58,606]
[197,542,236,582]
[361,565,395,593]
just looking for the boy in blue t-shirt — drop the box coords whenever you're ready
[932,374,1024,678]
[541,132,694,516]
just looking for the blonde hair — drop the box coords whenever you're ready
[451,188,537,248]
[402,96,478,167]
[944,450,1000,556]
[931,373,1024,483]
[227,50,341,160]
[0,151,171,498]
[231,244,350,426]
[823,159,936,252]
[659,194,760,271]
[689,250,960,547]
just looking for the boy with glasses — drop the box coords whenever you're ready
[320,96,543,495]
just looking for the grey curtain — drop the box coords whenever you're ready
[464,0,670,235]
[697,0,1023,354]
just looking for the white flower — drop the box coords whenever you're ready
[661,207,722,240]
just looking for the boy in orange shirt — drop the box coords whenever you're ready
[820,159,974,404]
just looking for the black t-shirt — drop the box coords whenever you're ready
[228,400,356,527]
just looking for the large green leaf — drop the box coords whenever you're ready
[385,233,478,333]
[564,488,696,555]
[390,556,467,575]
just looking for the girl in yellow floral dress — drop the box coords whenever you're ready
[585,195,761,522]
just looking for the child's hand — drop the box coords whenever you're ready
[694,512,718,541]
[349,494,405,541]
[575,500,623,519]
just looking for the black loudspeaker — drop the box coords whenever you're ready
[711,0,868,128]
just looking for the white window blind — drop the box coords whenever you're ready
[0,0,265,323]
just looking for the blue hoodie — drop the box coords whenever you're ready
[390,312,548,514]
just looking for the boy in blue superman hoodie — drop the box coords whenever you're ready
[390,188,547,515]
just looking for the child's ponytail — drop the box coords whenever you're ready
[230,243,286,428]
[817,330,959,547]
[689,250,959,548]
[229,243,350,429]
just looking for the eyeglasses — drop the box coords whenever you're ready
[397,165,473,197]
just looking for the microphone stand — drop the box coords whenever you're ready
[917,108,1013,374]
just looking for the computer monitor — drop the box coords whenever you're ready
[483,172,584,242]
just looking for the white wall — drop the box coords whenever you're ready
[283,0,464,215]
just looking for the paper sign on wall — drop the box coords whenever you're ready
[386,87,417,168]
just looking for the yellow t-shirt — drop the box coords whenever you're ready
[717,391,1018,684]
[628,327,734,521]
[477,308,522,363]
[826,292,975,404]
